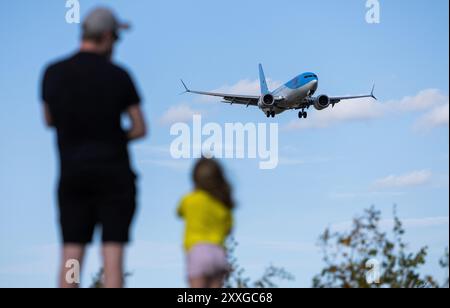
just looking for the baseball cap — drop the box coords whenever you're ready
[82,7,130,38]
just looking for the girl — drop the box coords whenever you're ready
[177,158,234,288]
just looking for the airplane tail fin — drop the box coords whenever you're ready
[259,64,270,95]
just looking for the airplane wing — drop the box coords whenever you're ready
[181,80,260,107]
[329,84,377,106]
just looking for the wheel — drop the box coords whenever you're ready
[271,111,276,118]
[266,112,271,118]
[303,112,308,119]
[298,111,303,119]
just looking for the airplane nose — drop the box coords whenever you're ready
[311,79,318,90]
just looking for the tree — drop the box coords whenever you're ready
[313,206,442,288]
[440,248,449,288]
[90,268,104,289]
[224,238,295,288]
[90,268,132,288]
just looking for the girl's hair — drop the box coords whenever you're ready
[193,158,234,209]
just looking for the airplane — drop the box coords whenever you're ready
[181,64,377,119]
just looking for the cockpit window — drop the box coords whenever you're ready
[304,75,315,79]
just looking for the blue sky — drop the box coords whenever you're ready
[0,0,448,287]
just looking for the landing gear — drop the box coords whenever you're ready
[298,110,308,119]
[267,111,276,118]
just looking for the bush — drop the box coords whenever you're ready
[313,206,447,288]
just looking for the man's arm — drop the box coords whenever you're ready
[43,103,54,127]
[126,104,147,141]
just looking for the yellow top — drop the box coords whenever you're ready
[177,190,233,252]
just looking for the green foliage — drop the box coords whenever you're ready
[90,268,104,289]
[224,238,295,288]
[440,248,449,288]
[313,206,445,288]
[90,268,132,288]
[86,207,448,289]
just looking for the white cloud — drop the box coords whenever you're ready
[414,103,449,131]
[284,89,449,131]
[373,169,433,189]
[390,88,449,132]
[285,97,383,130]
[159,104,202,126]
[199,79,282,102]
[389,89,448,112]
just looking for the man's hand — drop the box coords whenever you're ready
[43,103,54,127]
[126,105,147,141]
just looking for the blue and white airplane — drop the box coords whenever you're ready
[181,64,376,119]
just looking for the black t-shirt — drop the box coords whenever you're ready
[42,52,141,175]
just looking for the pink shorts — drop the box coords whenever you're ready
[187,244,230,279]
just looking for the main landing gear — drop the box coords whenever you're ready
[298,109,308,119]
[266,111,276,118]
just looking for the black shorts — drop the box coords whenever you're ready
[58,167,137,244]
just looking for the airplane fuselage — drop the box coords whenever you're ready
[260,72,319,115]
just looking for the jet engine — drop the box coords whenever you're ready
[313,95,330,110]
[260,94,275,107]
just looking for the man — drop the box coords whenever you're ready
[41,7,147,288]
